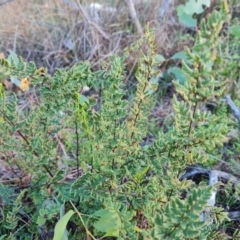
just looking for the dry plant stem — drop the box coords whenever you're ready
[225,95,240,123]
[13,24,18,52]
[188,102,198,136]
[75,120,80,177]
[77,1,110,40]
[5,154,24,185]
[70,201,97,240]
[125,0,143,36]
[126,57,138,83]
[159,0,174,18]
[91,33,122,68]
[63,0,110,40]
[55,134,68,159]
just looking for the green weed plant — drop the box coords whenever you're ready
[0,1,239,239]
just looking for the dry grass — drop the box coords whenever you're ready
[0,0,185,74]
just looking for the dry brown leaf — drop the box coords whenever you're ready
[0,52,5,59]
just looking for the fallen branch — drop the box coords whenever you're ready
[180,165,239,184]
[224,95,240,123]
[181,164,239,223]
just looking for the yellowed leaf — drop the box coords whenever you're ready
[0,52,5,59]
[19,77,30,91]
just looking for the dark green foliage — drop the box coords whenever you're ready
[0,1,239,239]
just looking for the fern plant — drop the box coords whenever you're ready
[150,1,232,238]
[0,1,238,239]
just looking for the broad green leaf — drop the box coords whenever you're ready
[229,25,240,37]
[103,228,120,237]
[60,204,69,240]
[184,0,211,14]
[10,76,20,86]
[177,6,197,27]
[60,203,65,217]
[53,210,75,240]
[168,67,186,84]
[154,54,165,64]
[80,94,89,106]
[149,76,159,84]
[171,51,188,60]
[177,0,211,27]
[93,209,121,236]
